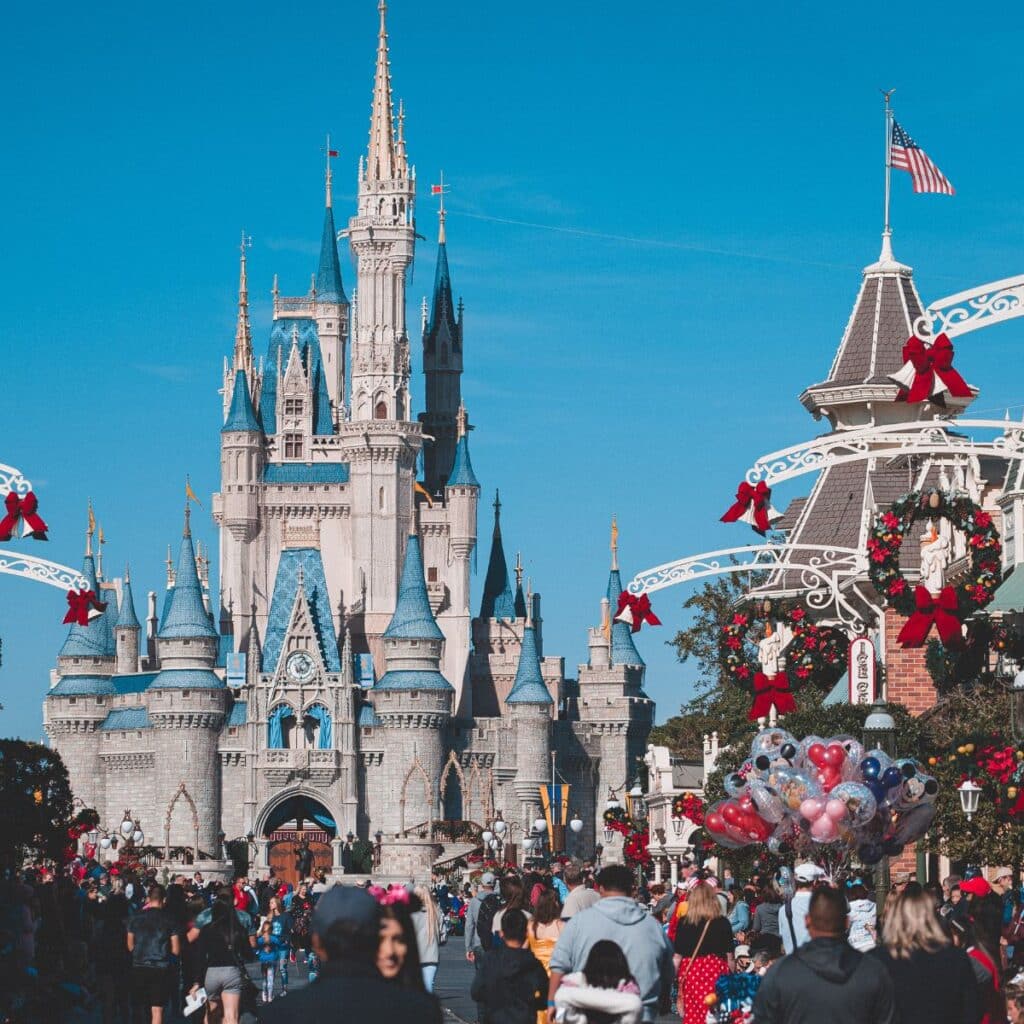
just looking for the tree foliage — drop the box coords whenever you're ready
[0,738,73,868]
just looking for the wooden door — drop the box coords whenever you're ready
[267,830,333,887]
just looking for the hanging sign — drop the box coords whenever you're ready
[848,636,876,705]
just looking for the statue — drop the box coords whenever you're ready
[919,520,951,595]
[757,621,792,677]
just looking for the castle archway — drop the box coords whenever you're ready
[256,790,338,887]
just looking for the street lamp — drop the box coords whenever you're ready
[628,776,646,822]
[671,815,683,838]
[959,779,982,821]
[569,813,583,834]
[493,812,507,838]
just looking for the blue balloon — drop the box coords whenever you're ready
[860,757,881,781]
[881,766,903,789]
[859,842,884,865]
[866,781,887,803]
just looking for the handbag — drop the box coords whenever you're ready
[676,918,713,1018]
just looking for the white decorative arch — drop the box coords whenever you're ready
[438,751,467,818]
[919,275,1024,340]
[0,551,88,592]
[399,756,433,835]
[0,462,35,498]
[164,782,200,861]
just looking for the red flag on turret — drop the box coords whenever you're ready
[328,150,339,158]
[431,185,443,195]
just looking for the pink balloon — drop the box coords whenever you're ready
[825,798,847,821]
[810,814,839,841]
[800,797,825,820]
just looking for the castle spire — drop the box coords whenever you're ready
[366,0,398,182]
[610,514,619,571]
[159,504,217,640]
[513,552,527,618]
[315,143,347,303]
[480,491,516,620]
[233,231,253,373]
[116,562,141,630]
[86,500,95,557]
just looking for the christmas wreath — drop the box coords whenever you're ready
[671,793,706,826]
[720,602,849,719]
[867,490,1002,647]
[602,805,632,836]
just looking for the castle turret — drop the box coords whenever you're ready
[507,595,553,827]
[443,403,479,717]
[480,491,516,620]
[375,534,453,834]
[115,564,141,675]
[148,507,226,855]
[420,201,463,492]
[314,150,350,418]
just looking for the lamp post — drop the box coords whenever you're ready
[568,811,583,858]
[863,701,897,906]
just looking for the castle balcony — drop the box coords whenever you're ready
[259,748,340,788]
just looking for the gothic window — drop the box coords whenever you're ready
[284,433,304,458]
[285,399,304,417]
[427,567,438,583]
[374,401,388,420]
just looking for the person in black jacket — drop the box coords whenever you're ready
[259,885,441,1024]
[471,908,549,1024]
[753,887,895,1024]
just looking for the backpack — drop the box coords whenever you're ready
[476,893,501,950]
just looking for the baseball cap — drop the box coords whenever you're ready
[892,871,911,886]
[794,863,825,883]
[960,876,992,898]
[480,871,496,887]
[990,866,1013,882]
[734,944,750,958]
[310,884,379,936]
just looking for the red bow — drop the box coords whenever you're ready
[896,585,962,648]
[614,591,661,632]
[748,672,797,721]
[720,481,777,536]
[63,589,107,626]
[0,491,48,541]
[893,334,972,404]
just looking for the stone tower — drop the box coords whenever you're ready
[420,205,464,494]
[115,565,141,676]
[148,508,227,855]
[507,602,553,830]
[375,534,453,835]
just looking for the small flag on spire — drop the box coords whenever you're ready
[431,185,444,195]
[185,476,203,509]
[891,121,955,195]
[328,149,339,158]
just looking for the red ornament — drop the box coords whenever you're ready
[897,586,962,648]
[63,589,107,627]
[748,672,797,721]
[720,480,780,536]
[614,591,661,633]
[0,491,48,541]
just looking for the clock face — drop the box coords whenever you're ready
[286,651,316,682]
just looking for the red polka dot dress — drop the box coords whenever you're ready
[673,915,734,1024]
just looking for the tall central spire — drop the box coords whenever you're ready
[233,231,253,375]
[366,0,398,182]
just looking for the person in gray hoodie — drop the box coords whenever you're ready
[753,887,895,1024]
[546,865,673,1024]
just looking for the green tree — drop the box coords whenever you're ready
[0,738,73,868]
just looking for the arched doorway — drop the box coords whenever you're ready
[262,794,336,887]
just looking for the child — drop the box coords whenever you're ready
[553,939,643,1024]
[1008,984,1024,1024]
[257,921,277,1004]
[470,908,549,1024]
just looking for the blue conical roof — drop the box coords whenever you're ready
[116,574,141,629]
[159,520,218,639]
[447,435,479,488]
[60,553,112,657]
[514,581,527,619]
[315,205,347,303]
[222,370,261,433]
[506,625,553,705]
[384,535,445,641]
[425,241,458,351]
[607,568,644,668]
[481,495,516,620]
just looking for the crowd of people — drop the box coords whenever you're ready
[6,849,1024,1024]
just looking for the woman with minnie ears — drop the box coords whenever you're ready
[369,885,428,990]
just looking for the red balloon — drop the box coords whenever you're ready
[737,795,756,814]
[722,803,744,826]
[807,743,827,766]
[824,744,847,768]
[706,811,727,835]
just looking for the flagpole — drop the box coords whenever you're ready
[882,89,895,247]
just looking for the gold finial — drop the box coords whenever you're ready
[85,499,96,556]
[124,562,131,584]
[324,134,336,209]
[610,515,619,571]
[515,551,524,588]
[456,401,468,439]
[525,578,533,626]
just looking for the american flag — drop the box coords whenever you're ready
[891,121,954,195]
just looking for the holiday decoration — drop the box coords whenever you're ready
[603,805,649,867]
[614,590,661,633]
[720,480,782,536]
[938,733,1024,819]
[63,589,106,626]
[672,792,706,826]
[0,491,48,541]
[703,727,937,859]
[720,603,848,719]
[867,490,1001,647]
[705,973,761,1024]
[889,334,972,405]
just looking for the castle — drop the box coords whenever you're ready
[42,2,654,877]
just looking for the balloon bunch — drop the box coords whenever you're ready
[704,728,938,857]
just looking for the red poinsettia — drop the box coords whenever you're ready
[975,511,992,529]
[883,512,901,530]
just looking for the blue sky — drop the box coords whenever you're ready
[3,1,1024,739]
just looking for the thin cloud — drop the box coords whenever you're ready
[135,364,191,383]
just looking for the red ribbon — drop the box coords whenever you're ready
[0,491,48,541]
[896,334,972,404]
[63,589,106,626]
[720,481,774,535]
[896,585,962,648]
[614,591,661,632]
[748,671,797,721]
